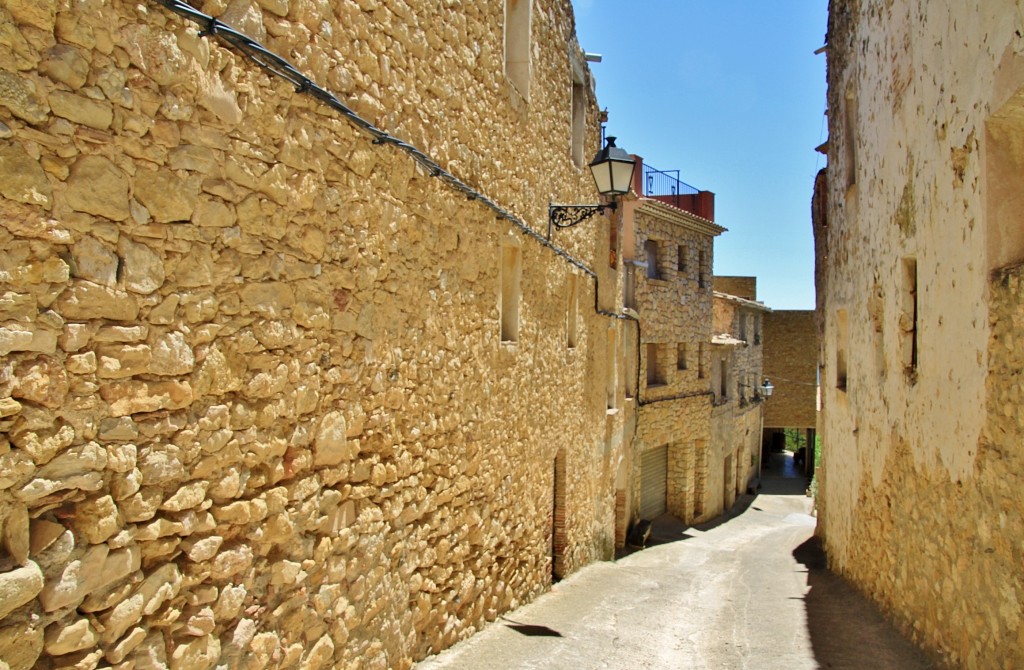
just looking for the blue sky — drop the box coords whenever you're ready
[572,1,828,309]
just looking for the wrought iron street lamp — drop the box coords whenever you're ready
[548,136,637,238]
[760,378,775,397]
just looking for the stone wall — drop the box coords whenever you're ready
[711,276,756,301]
[763,310,817,429]
[819,1,1024,666]
[0,1,625,668]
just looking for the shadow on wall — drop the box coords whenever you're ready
[791,537,938,669]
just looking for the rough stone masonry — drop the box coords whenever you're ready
[0,0,626,668]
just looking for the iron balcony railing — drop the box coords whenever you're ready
[642,163,699,200]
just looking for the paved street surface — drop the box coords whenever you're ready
[416,454,935,670]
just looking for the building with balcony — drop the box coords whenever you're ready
[613,159,724,542]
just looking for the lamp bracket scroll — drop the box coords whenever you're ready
[548,202,617,237]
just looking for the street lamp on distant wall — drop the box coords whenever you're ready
[548,136,636,239]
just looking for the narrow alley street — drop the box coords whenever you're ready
[416,454,934,670]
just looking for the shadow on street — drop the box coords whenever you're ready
[791,536,939,669]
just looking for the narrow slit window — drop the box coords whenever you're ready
[677,343,688,370]
[571,80,585,167]
[900,258,918,372]
[566,274,578,349]
[501,246,521,342]
[836,308,849,391]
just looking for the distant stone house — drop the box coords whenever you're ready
[613,161,724,540]
[818,0,1024,665]
[707,284,771,516]
[0,0,632,667]
[762,310,818,476]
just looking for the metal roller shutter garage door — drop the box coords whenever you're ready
[639,445,668,519]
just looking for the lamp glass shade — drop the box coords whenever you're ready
[761,379,774,397]
[588,136,636,196]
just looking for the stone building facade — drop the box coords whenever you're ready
[819,1,1024,666]
[707,287,769,515]
[0,1,631,668]
[615,195,724,535]
[762,310,818,471]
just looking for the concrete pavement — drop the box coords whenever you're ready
[415,453,936,670]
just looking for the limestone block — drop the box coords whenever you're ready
[0,142,52,209]
[74,495,121,544]
[184,536,223,562]
[0,449,33,490]
[120,487,162,522]
[49,91,113,130]
[213,583,246,620]
[37,543,107,611]
[299,634,335,670]
[60,323,95,354]
[209,544,253,580]
[118,238,165,295]
[169,633,220,670]
[103,626,146,664]
[55,281,140,321]
[72,236,119,288]
[65,156,129,221]
[239,282,295,318]
[134,167,200,224]
[94,325,149,343]
[13,423,75,464]
[135,563,181,616]
[11,355,70,409]
[97,344,153,379]
[66,351,97,374]
[44,618,98,656]
[16,472,103,502]
[37,442,107,480]
[122,21,192,85]
[183,606,215,636]
[160,481,209,512]
[0,398,22,419]
[99,380,193,416]
[99,417,138,444]
[0,619,44,670]
[0,560,44,617]
[38,45,89,88]
[110,468,142,502]
[195,67,243,126]
[128,630,168,668]
[0,71,49,124]
[314,411,358,466]
[99,592,144,644]
[94,545,141,594]
[2,505,30,565]
[106,443,137,473]
[6,0,56,31]
[192,197,236,228]
[0,327,33,356]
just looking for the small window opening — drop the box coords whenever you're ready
[645,240,660,279]
[646,343,665,386]
[677,343,688,370]
[677,244,687,272]
[504,0,532,97]
[698,342,706,379]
